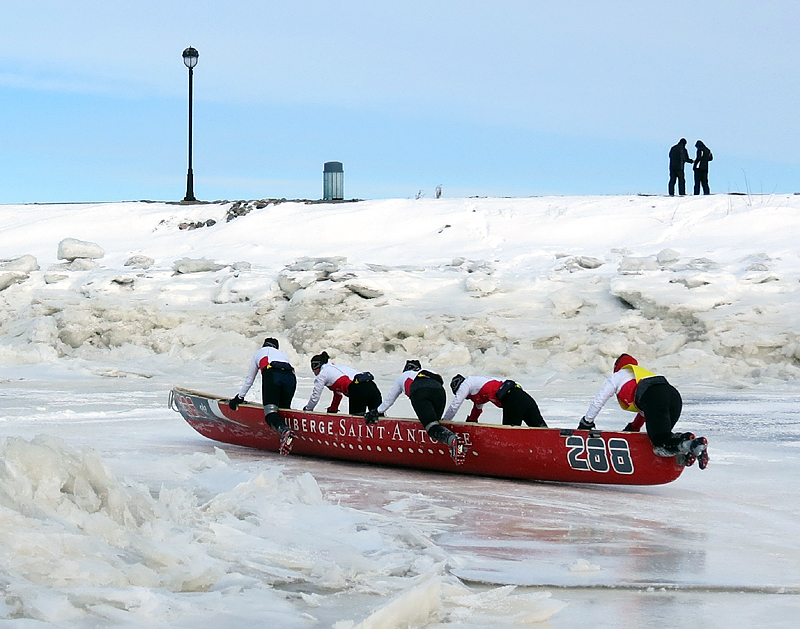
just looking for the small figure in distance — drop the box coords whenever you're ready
[303,351,382,416]
[228,337,296,455]
[577,354,709,468]
[668,138,693,196]
[366,359,468,465]
[443,374,547,427]
[693,140,713,195]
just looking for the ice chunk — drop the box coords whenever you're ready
[353,576,443,629]
[618,256,659,274]
[277,269,318,298]
[68,258,100,270]
[0,271,28,291]
[286,256,346,280]
[124,255,154,269]
[346,282,384,299]
[1,254,39,273]
[576,255,603,269]
[173,257,225,274]
[687,257,720,271]
[551,289,587,318]
[351,575,566,628]
[656,248,681,265]
[741,273,780,284]
[431,344,471,367]
[295,472,325,505]
[670,275,711,289]
[57,238,105,261]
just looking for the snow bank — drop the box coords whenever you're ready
[0,196,799,388]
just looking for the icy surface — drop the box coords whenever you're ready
[1,196,799,626]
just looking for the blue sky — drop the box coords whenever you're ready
[1,0,799,203]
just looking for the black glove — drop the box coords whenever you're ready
[623,422,639,432]
[364,409,380,425]
[577,416,595,430]
[228,395,245,411]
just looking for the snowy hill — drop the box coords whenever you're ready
[2,194,799,391]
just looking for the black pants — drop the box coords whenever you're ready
[694,170,710,195]
[669,172,686,196]
[348,380,382,414]
[637,383,682,448]
[261,368,296,433]
[501,387,547,427]
[409,381,454,445]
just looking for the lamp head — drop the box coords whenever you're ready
[182,47,199,69]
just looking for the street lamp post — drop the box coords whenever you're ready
[182,46,199,202]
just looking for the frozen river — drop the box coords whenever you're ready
[1,365,798,628]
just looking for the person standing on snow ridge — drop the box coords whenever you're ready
[228,337,296,455]
[443,374,547,427]
[303,351,382,415]
[693,140,713,195]
[365,359,469,465]
[577,354,709,468]
[668,138,694,196]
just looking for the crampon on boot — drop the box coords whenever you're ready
[448,433,468,466]
[677,435,708,469]
[279,429,295,455]
[693,437,709,469]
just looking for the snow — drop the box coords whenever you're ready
[1,194,799,627]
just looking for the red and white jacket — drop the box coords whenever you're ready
[377,370,419,414]
[442,376,504,422]
[237,347,292,398]
[584,366,647,430]
[304,363,360,412]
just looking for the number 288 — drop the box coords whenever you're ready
[566,436,634,475]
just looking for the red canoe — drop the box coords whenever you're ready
[169,387,685,486]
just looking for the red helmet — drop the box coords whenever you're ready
[614,354,638,372]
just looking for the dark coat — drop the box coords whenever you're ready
[669,141,693,175]
[694,141,713,172]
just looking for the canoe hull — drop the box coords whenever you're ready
[170,387,684,486]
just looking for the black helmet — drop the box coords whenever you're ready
[311,351,329,371]
[450,374,465,394]
[263,337,279,349]
[403,359,421,372]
